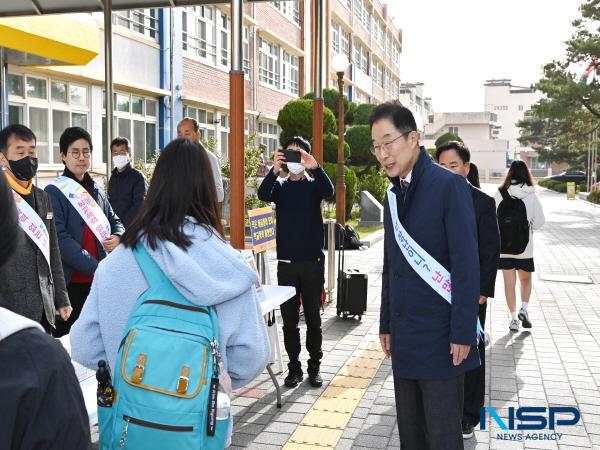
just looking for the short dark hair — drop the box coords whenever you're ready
[59,127,93,155]
[283,136,311,154]
[435,141,471,164]
[110,137,130,151]
[121,138,224,250]
[0,124,36,156]
[368,100,417,135]
[502,159,534,190]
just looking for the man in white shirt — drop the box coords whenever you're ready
[177,118,225,202]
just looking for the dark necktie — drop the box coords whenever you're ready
[400,179,409,202]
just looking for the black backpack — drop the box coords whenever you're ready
[497,188,530,254]
[343,225,362,250]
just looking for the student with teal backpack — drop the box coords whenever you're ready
[70,139,271,449]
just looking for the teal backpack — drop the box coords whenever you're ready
[98,244,229,449]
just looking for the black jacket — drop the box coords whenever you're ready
[108,163,147,227]
[0,184,70,327]
[470,183,501,298]
[0,308,91,450]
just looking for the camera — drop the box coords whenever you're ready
[283,149,302,163]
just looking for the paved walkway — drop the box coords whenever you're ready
[229,186,600,449]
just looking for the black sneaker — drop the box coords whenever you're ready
[308,372,323,388]
[462,422,474,439]
[518,308,532,328]
[284,369,303,388]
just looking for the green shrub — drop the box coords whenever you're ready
[323,162,357,219]
[554,182,568,193]
[345,101,357,126]
[345,125,373,166]
[277,99,336,144]
[577,182,587,192]
[357,168,389,204]
[303,88,349,120]
[323,133,350,164]
[537,178,549,188]
[588,190,600,204]
[434,132,463,148]
[354,104,376,125]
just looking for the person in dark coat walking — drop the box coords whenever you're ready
[371,102,480,450]
[436,141,501,439]
[45,127,124,337]
[0,124,71,333]
[108,137,147,227]
[0,173,91,450]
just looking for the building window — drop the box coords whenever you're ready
[386,33,392,58]
[184,106,216,141]
[259,122,280,157]
[392,42,400,66]
[219,11,230,66]
[518,105,524,111]
[259,38,280,87]
[331,21,350,58]
[373,59,384,88]
[373,17,384,48]
[182,6,217,65]
[271,1,300,25]
[8,74,89,165]
[353,40,369,75]
[104,92,158,163]
[243,26,250,74]
[449,126,459,134]
[355,89,370,105]
[354,0,370,31]
[282,51,299,95]
[494,105,509,111]
[113,9,158,40]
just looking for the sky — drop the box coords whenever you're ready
[385,0,582,112]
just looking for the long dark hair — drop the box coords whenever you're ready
[467,162,481,188]
[501,160,534,190]
[122,139,224,250]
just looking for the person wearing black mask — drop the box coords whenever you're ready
[0,124,71,333]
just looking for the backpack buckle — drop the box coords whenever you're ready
[177,366,191,394]
[132,354,147,384]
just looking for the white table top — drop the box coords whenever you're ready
[260,284,296,314]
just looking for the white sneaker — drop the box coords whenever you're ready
[509,319,519,332]
[483,331,491,348]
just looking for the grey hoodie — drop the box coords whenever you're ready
[494,183,545,259]
[70,220,271,389]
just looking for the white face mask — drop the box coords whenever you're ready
[287,162,304,175]
[112,154,129,170]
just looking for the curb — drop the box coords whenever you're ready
[360,229,384,248]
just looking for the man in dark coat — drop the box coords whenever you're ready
[436,141,501,439]
[0,124,71,333]
[371,102,480,450]
[108,136,147,227]
[0,172,91,450]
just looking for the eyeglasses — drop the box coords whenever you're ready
[370,131,413,155]
[69,149,92,159]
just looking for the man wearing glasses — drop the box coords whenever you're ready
[45,127,124,337]
[370,102,480,449]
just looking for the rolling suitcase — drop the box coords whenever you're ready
[336,227,368,320]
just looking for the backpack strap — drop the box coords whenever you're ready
[133,243,170,289]
[499,187,511,201]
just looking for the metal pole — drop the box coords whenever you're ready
[229,0,245,249]
[104,0,114,180]
[0,48,7,128]
[336,72,346,224]
[588,131,592,192]
[327,219,336,302]
[311,0,324,164]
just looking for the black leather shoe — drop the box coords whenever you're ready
[284,370,303,388]
[308,372,323,388]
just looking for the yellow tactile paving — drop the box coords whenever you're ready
[283,337,387,449]
[346,356,382,369]
[282,443,331,450]
[301,410,352,429]
[330,374,372,389]
[338,365,379,379]
[321,386,365,400]
[313,396,360,414]
[288,426,344,447]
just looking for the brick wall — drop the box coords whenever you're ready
[254,3,302,48]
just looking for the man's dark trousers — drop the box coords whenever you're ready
[277,258,324,375]
[463,302,487,426]
[394,374,465,450]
